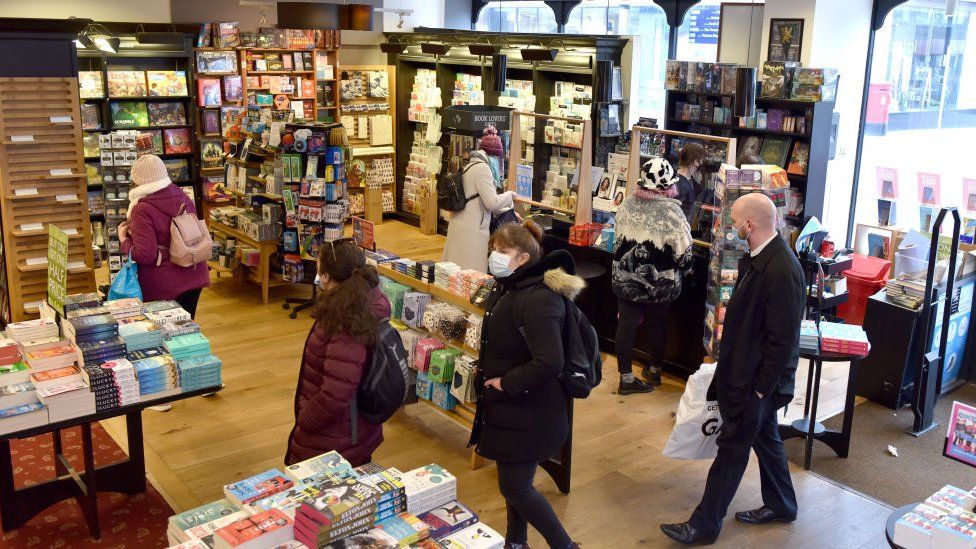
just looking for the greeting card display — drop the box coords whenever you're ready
[146,71,189,96]
[148,102,187,127]
[163,128,193,154]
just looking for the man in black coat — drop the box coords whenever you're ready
[661,193,806,545]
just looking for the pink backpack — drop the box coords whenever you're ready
[164,204,213,267]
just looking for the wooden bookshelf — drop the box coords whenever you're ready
[0,77,96,322]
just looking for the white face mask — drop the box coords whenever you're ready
[488,250,515,278]
[314,273,323,288]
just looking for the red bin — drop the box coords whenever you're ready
[838,254,892,325]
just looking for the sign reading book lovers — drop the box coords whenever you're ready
[47,225,69,316]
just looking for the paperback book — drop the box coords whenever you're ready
[224,469,294,506]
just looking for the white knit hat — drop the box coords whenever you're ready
[131,154,170,186]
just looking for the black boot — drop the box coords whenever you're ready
[619,377,653,395]
[642,365,662,386]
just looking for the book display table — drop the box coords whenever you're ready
[0,386,222,539]
[779,348,870,469]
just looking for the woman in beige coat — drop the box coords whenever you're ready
[443,127,516,272]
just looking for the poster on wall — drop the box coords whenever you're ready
[768,19,804,63]
[944,401,976,469]
[917,172,942,205]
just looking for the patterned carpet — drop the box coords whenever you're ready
[0,422,172,548]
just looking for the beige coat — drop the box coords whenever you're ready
[442,151,515,272]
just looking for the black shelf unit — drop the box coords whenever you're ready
[385,29,627,226]
[78,29,199,270]
[665,89,835,223]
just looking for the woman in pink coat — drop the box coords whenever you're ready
[120,155,210,316]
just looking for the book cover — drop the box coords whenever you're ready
[285,451,356,483]
[759,137,792,168]
[223,75,243,103]
[107,71,147,97]
[760,62,787,98]
[202,109,222,135]
[374,513,429,546]
[198,78,223,108]
[440,523,505,549]
[214,509,292,547]
[196,51,237,74]
[164,128,193,155]
[419,501,478,539]
[110,101,150,128]
[787,141,809,175]
[201,139,225,169]
[164,158,191,181]
[81,104,101,130]
[196,23,213,48]
[184,511,249,546]
[217,22,241,48]
[146,71,188,97]
[148,102,187,127]
[79,71,104,99]
[0,400,44,420]
[299,478,379,526]
[665,60,680,91]
[30,366,79,383]
[224,469,294,505]
[918,172,941,205]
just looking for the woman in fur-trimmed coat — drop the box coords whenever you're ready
[612,157,693,395]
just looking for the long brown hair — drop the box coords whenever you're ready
[313,239,380,346]
[488,220,544,266]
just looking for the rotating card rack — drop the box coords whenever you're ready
[0,77,96,322]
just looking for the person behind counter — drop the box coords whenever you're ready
[675,143,706,220]
[612,158,693,395]
[443,125,517,273]
[470,221,584,549]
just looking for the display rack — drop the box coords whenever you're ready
[193,46,241,211]
[385,30,627,227]
[337,64,396,221]
[0,77,96,322]
[666,89,834,223]
[507,111,593,225]
[79,34,198,268]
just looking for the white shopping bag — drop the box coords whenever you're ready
[662,363,722,460]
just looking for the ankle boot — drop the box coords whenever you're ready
[642,365,662,386]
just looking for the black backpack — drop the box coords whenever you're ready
[559,297,603,398]
[437,161,481,212]
[356,320,410,425]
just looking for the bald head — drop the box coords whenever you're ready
[731,193,778,251]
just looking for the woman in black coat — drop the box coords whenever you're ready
[468,222,583,549]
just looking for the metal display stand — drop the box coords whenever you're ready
[909,207,963,436]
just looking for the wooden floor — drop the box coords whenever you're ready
[101,220,892,548]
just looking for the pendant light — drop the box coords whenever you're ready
[492,53,507,93]
[734,2,759,118]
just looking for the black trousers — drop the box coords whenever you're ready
[614,297,668,374]
[496,461,572,548]
[689,395,797,539]
[175,288,203,319]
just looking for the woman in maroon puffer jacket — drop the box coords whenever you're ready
[119,154,209,316]
[285,239,389,467]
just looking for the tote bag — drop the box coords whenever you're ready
[108,256,143,301]
[663,363,722,460]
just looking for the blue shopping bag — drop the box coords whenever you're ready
[108,256,143,301]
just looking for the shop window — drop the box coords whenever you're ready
[849,0,976,247]
[474,1,558,34]
[675,0,724,62]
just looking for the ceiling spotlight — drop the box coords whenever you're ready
[421,43,451,56]
[469,44,499,57]
[380,42,407,54]
[520,48,558,62]
[92,35,121,54]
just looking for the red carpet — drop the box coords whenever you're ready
[0,422,172,548]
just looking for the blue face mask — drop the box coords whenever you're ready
[488,250,515,278]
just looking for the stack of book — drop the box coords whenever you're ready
[63,292,104,314]
[37,380,95,422]
[799,320,819,351]
[293,478,382,547]
[392,258,419,278]
[130,348,180,400]
[398,464,458,516]
[818,322,870,355]
[83,360,123,412]
[24,340,78,372]
[6,318,59,344]
[63,313,119,344]
[0,400,48,434]
[143,300,183,314]
[26,341,83,406]
[104,298,143,320]
[434,262,461,290]
[894,485,976,549]
[371,513,430,546]
[118,317,163,351]
[176,354,222,392]
[0,361,29,388]
[0,338,22,368]
[161,319,202,339]
[165,333,212,361]
[886,274,927,310]
[167,499,245,546]
[419,501,479,540]
[225,469,295,508]
[146,306,193,326]
[358,469,408,523]
[101,358,140,407]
